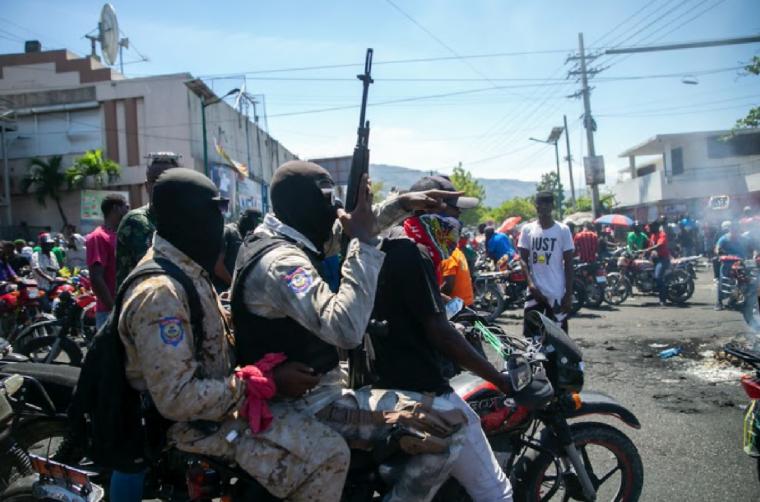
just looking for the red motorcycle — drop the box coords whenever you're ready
[437,309,644,501]
[724,344,760,483]
[0,280,53,347]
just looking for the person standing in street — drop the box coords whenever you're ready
[62,224,87,269]
[573,222,598,264]
[116,153,180,285]
[518,191,575,333]
[714,220,752,311]
[31,233,60,294]
[86,194,128,329]
[647,221,671,307]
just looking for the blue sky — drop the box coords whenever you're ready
[1,0,758,190]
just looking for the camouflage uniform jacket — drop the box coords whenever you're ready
[119,234,245,440]
[116,204,156,285]
[240,196,410,411]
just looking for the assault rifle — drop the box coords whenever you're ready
[345,49,376,390]
[344,48,374,213]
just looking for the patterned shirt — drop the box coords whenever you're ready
[116,204,156,286]
[573,230,599,263]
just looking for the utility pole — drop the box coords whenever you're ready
[576,33,600,217]
[563,114,576,208]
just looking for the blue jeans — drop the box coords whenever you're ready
[110,470,146,502]
[95,311,110,330]
[654,258,670,303]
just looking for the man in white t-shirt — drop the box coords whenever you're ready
[517,191,575,334]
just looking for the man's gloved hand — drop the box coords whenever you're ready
[273,361,321,398]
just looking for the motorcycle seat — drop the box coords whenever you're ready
[0,361,80,413]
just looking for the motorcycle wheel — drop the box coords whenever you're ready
[474,282,506,322]
[16,335,82,366]
[0,418,68,490]
[666,270,694,304]
[513,422,643,502]
[570,279,586,316]
[604,273,631,306]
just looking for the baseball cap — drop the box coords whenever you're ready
[409,176,479,209]
[38,232,55,244]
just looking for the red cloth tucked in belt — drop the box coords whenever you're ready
[236,353,287,433]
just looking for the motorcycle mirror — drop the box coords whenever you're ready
[507,354,532,392]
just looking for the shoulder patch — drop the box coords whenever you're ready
[283,266,313,294]
[159,316,185,346]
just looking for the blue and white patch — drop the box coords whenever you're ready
[283,266,313,294]
[159,317,185,347]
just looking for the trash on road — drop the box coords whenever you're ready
[659,347,683,359]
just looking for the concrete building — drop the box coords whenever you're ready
[0,43,295,236]
[610,128,760,221]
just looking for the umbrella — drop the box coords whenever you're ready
[497,216,522,234]
[595,214,634,226]
[563,211,594,226]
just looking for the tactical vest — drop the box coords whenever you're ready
[230,235,339,374]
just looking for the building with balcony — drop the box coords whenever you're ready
[610,128,760,222]
[0,42,295,235]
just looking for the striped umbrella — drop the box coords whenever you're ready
[595,214,634,226]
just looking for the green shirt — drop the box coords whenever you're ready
[627,231,648,252]
[116,204,156,285]
[51,246,66,267]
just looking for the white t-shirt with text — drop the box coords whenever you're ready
[518,221,574,308]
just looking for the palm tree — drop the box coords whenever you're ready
[22,155,69,226]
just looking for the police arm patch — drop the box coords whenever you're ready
[283,266,313,294]
[159,317,185,347]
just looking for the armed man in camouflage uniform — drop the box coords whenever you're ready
[120,168,349,501]
[231,161,468,502]
[116,153,180,285]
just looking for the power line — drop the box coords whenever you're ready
[588,0,663,48]
[383,0,501,89]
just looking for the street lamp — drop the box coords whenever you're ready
[201,88,240,177]
[530,126,565,218]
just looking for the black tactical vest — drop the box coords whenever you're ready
[230,234,339,374]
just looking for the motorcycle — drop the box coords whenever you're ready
[439,308,644,501]
[473,257,528,321]
[574,260,607,309]
[723,343,760,484]
[718,256,760,310]
[606,250,694,305]
[14,289,89,366]
[0,371,103,501]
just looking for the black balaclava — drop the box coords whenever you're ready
[270,161,337,252]
[152,168,225,274]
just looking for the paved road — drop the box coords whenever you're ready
[495,267,758,502]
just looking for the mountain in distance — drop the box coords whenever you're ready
[369,164,537,208]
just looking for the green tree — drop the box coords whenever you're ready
[487,196,537,224]
[569,192,616,214]
[449,163,487,225]
[536,171,564,217]
[735,56,760,129]
[22,155,69,226]
[65,149,121,188]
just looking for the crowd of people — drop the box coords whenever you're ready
[6,149,757,501]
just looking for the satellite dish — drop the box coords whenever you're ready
[99,3,119,66]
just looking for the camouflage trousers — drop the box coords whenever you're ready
[318,388,466,502]
[168,403,349,501]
